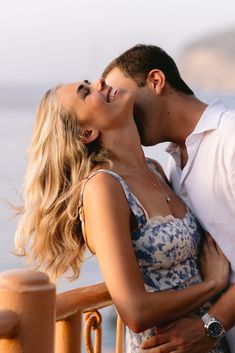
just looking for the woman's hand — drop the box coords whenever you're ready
[199,234,230,293]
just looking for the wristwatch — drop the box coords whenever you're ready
[201,313,225,339]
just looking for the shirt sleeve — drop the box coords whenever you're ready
[166,156,174,182]
[229,149,235,199]
[225,125,235,199]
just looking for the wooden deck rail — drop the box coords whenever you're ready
[0,269,124,353]
[0,269,56,353]
[56,282,124,353]
[56,282,112,320]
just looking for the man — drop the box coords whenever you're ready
[102,44,235,353]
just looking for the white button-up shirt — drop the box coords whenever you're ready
[167,99,235,350]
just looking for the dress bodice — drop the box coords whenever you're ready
[131,209,202,291]
[79,159,229,353]
[84,161,202,292]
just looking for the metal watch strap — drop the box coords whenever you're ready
[201,313,215,325]
[201,313,225,339]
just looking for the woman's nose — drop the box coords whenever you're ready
[93,77,106,91]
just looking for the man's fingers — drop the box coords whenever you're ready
[207,234,218,254]
[215,241,226,257]
[156,322,176,333]
[141,342,178,353]
[207,234,227,259]
[202,237,209,255]
[140,334,169,349]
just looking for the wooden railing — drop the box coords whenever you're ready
[0,269,124,353]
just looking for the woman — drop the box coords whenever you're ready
[15,78,230,352]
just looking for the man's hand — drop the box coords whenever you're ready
[141,317,215,353]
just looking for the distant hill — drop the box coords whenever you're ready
[178,28,235,93]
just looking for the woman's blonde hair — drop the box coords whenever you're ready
[15,87,112,279]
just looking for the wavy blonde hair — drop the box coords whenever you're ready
[15,87,112,279]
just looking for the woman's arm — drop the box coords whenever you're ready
[83,173,228,333]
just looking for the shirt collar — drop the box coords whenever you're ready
[166,98,227,155]
[192,98,227,135]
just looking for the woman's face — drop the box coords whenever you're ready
[58,78,134,131]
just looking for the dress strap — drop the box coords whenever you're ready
[79,169,147,230]
[79,170,105,208]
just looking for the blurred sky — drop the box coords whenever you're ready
[0,0,235,86]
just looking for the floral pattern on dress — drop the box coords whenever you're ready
[81,163,230,353]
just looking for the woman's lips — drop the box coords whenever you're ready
[107,87,119,102]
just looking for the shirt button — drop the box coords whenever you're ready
[181,191,188,198]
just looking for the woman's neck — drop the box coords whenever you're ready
[100,120,148,174]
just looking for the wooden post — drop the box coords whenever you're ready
[116,314,124,353]
[55,311,82,353]
[0,269,56,353]
[0,310,19,338]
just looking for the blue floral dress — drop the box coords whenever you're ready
[80,160,230,353]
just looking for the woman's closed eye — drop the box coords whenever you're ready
[80,86,90,99]
[76,80,91,100]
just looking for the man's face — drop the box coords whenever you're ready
[105,68,163,146]
[105,68,139,94]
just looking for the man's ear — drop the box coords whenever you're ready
[147,69,166,95]
[81,129,99,144]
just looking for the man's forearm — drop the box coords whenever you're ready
[140,285,235,353]
[209,283,235,330]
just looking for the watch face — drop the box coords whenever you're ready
[208,321,223,338]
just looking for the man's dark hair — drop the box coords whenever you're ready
[103,44,194,95]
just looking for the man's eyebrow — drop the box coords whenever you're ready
[76,80,90,94]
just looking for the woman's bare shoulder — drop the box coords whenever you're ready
[82,170,130,212]
[83,170,123,194]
